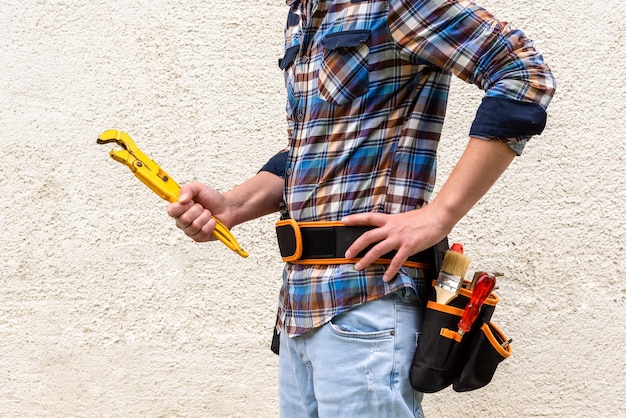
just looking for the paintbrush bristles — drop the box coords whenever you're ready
[441,250,471,278]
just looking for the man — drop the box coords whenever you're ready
[168,0,555,416]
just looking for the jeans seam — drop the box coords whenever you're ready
[392,296,400,417]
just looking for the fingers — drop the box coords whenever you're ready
[167,200,192,219]
[172,202,217,242]
[344,226,387,261]
[342,211,434,282]
[342,212,391,272]
[342,216,399,282]
[354,241,415,282]
[166,182,205,218]
[383,251,412,282]
[351,234,414,281]
[166,182,225,242]
[341,212,386,227]
[343,212,391,261]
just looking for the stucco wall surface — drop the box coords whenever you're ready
[0,0,624,417]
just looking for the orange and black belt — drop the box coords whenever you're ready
[275,220,438,269]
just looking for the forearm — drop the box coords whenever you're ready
[428,137,516,232]
[223,171,284,227]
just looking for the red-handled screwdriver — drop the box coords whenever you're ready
[458,272,497,335]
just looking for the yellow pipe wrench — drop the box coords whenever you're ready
[97,129,248,258]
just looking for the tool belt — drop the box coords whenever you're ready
[275,219,436,269]
[270,219,448,356]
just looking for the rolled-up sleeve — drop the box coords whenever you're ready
[389,0,556,153]
[258,150,288,178]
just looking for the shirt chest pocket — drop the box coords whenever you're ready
[318,30,371,106]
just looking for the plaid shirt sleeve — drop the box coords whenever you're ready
[389,0,556,149]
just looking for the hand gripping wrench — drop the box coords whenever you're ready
[97,129,248,258]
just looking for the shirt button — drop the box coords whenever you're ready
[297,112,304,122]
[286,167,293,176]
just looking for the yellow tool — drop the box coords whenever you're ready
[97,129,248,258]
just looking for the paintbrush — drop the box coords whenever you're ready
[434,243,471,305]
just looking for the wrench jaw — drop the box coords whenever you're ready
[96,129,133,150]
[108,148,136,171]
[97,129,180,203]
[98,129,159,172]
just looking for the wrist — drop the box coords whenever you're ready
[221,190,243,229]
[422,198,460,237]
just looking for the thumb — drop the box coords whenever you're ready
[178,181,205,205]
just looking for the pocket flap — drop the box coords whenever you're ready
[321,30,370,49]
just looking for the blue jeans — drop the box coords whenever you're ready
[279,289,425,418]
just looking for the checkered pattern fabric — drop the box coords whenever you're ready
[277,0,555,337]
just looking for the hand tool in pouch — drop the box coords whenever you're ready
[457,272,496,335]
[96,129,248,258]
[434,243,471,304]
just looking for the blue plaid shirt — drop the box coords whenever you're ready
[270,0,556,337]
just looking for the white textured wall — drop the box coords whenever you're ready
[0,1,624,417]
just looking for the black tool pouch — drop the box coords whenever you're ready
[409,285,511,393]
